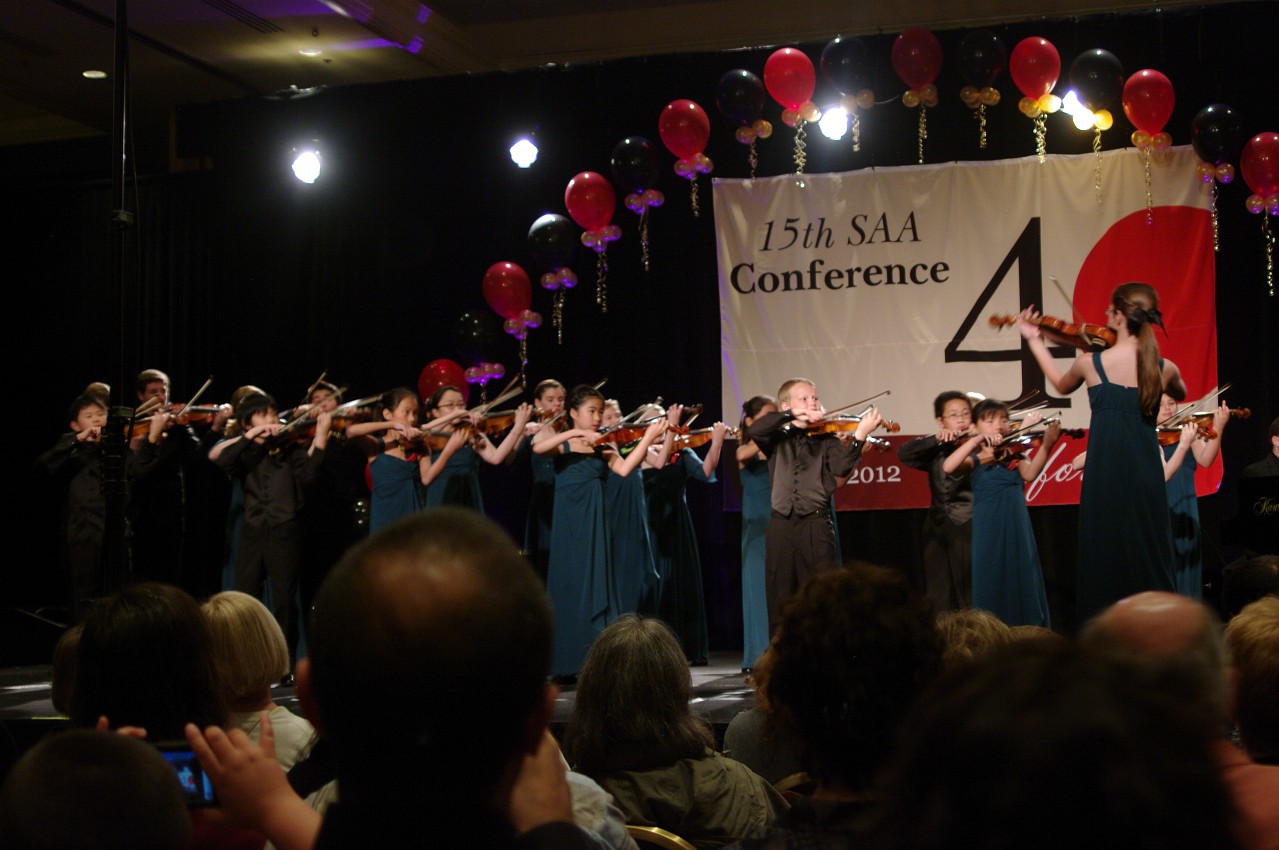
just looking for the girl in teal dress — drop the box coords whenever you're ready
[1020,282,1187,623]
[346,388,467,533]
[1158,393,1230,600]
[423,385,531,513]
[945,401,1059,627]
[534,385,667,677]
[737,395,777,671]
[524,379,566,584]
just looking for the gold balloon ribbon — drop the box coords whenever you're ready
[1264,215,1275,298]
[1093,127,1104,204]
[1034,114,1048,163]
[917,106,928,165]
[977,103,988,150]
[794,121,808,174]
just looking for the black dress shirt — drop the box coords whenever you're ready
[746,412,863,516]
[898,434,973,526]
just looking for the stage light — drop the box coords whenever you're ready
[292,147,322,183]
[818,106,849,141]
[82,69,107,80]
[1060,90,1083,116]
[510,138,538,168]
[1073,110,1096,131]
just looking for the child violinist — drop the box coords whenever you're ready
[345,387,468,534]
[745,377,881,633]
[37,394,164,620]
[423,385,532,512]
[1158,393,1232,599]
[533,384,667,678]
[736,395,776,671]
[212,393,331,661]
[899,391,978,612]
[943,401,1059,628]
[523,379,567,583]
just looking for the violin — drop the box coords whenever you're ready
[990,420,1083,463]
[784,406,900,437]
[1155,407,1249,445]
[671,426,740,452]
[990,313,1116,351]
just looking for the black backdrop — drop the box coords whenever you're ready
[8,1,1277,638]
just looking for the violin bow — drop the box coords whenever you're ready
[823,390,891,419]
[1047,275,1084,324]
[172,376,214,419]
[296,371,328,411]
[1158,384,1228,426]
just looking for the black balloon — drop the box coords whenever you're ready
[1068,49,1124,111]
[527,213,577,271]
[716,69,765,125]
[453,309,501,363]
[610,136,659,193]
[820,35,873,95]
[957,30,1006,89]
[1192,104,1244,165]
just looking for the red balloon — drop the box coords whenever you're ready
[763,47,816,109]
[418,359,468,406]
[1009,37,1060,99]
[1241,132,1279,197]
[658,100,711,160]
[1122,69,1175,135]
[891,28,943,90]
[482,261,532,321]
[564,172,616,232]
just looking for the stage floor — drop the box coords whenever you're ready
[0,652,755,744]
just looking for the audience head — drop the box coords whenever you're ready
[303,508,552,814]
[1222,555,1279,620]
[0,730,191,850]
[51,625,82,715]
[1079,591,1230,735]
[201,591,290,713]
[763,563,942,793]
[1224,596,1279,762]
[71,582,225,739]
[1007,624,1062,643]
[564,615,714,773]
[936,608,1012,668]
[872,641,1241,850]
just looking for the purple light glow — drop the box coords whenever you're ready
[416,5,431,24]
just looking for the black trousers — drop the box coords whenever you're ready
[921,514,973,613]
[764,509,838,634]
[235,519,300,661]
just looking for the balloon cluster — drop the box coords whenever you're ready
[503,310,542,341]
[1010,37,1061,162]
[565,171,619,312]
[764,48,817,173]
[1241,132,1279,298]
[892,29,942,164]
[717,70,772,176]
[465,362,506,385]
[610,136,664,270]
[483,261,536,386]
[1241,132,1279,215]
[528,213,578,344]
[1066,49,1121,133]
[1123,69,1175,151]
[819,36,874,152]
[957,30,1005,149]
[659,100,713,215]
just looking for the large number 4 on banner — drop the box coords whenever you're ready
[944,217,1074,406]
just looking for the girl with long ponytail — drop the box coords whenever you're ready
[1018,283,1187,623]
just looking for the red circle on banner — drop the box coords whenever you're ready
[1073,204,1215,403]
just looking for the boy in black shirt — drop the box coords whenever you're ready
[213,393,331,661]
[745,378,880,632]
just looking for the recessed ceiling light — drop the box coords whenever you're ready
[82,70,107,79]
[299,48,323,57]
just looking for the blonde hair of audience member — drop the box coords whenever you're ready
[936,609,1012,668]
[1224,596,1279,762]
[202,591,290,713]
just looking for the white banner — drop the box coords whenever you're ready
[715,147,1217,507]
